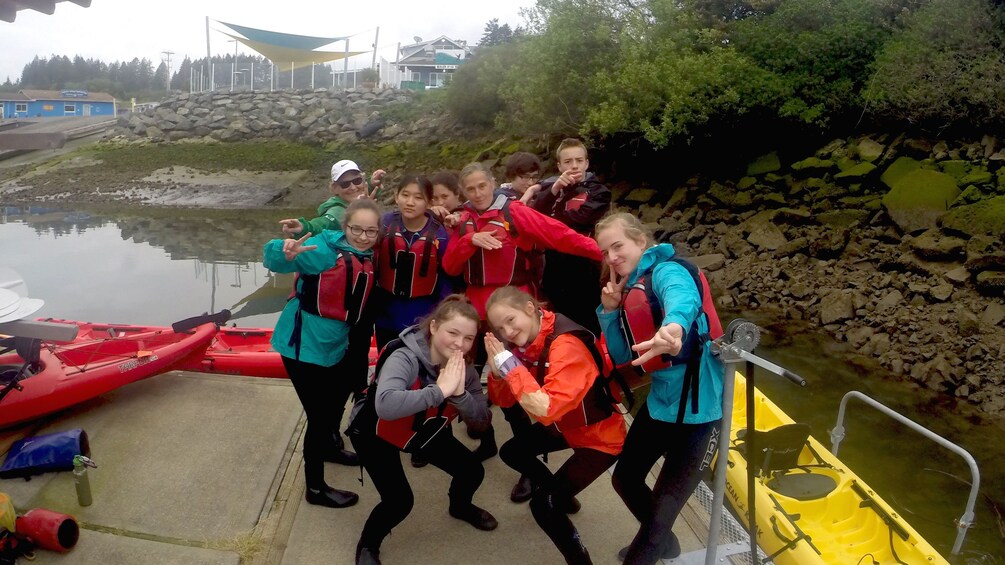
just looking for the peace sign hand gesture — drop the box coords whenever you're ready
[601,269,627,312]
[362,169,386,200]
[631,323,684,367]
[282,233,317,261]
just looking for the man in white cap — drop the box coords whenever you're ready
[279,160,386,238]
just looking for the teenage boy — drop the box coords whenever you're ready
[497,151,543,204]
[279,159,386,238]
[531,138,611,334]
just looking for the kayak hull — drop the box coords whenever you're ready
[719,372,948,565]
[1,321,218,428]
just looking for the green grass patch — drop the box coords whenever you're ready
[89,140,329,173]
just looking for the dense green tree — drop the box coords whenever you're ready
[446,41,522,125]
[864,0,1005,127]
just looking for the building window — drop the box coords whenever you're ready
[15,103,27,113]
[64,104,76,114]
[429,72,451,88]
[410,72,421,82]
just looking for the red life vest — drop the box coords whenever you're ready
[525,314,617,431]
[364,338,460,452]
[618,256,723,422]
[457,195,531,287]
[293,249,375,323]
[376,212,441,298]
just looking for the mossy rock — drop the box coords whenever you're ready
[791,157,835,172]
[817,209,870,229]
[880,156,921,189]
[708,181,737,206]
[952,185,985,207]
[942,196,1005,238]
[834,162,876,181]
[840,195,884,211]
[835,156,858,171]
[855,138,885,162]
[939,160,970,180]
[737,176,757,190]
[746,151,781,176]
[959,167,993,186]
[501,141,522,155]
[882,169,960,233]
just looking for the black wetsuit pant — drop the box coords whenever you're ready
[500,423,618,565]
[351,426,485,550]
[282,345,369,489]
[612,401,719,565]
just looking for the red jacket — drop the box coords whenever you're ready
[442,196,602,318]
[493,310,625,455]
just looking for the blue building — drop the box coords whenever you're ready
[0,89,116,119]
[396,36,473,88]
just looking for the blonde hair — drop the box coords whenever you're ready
[486,286,541,315]
[595,211,653,249]
[556,138,588,160]
[419,294,480,361]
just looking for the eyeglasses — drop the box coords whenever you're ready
[337,176,366,189]
[518,173,540,182]
[346,225,379,238]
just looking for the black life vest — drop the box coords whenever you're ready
[376,212,442,298]
[522,314,617,431]
[618,256,723,423]
[349,338,459,453]
[287,249,375,360]
[456,195,531,287]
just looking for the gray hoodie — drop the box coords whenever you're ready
[350,325,490,433]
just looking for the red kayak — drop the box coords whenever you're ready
[179,326,379,379]
[1,319,218,428]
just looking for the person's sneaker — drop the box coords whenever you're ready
[305,486,359,508]
[410,452,428,468]
[509,474,533,503]
[355,543,381,565]
[448,503,499,531]
[616,532,680,562]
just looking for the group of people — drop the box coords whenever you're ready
[261,138,726,565]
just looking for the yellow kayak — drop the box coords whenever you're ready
[719,372,947,565]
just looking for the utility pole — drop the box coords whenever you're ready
[230,40,238,92]
[371,27,380,69]
[161,51,174,93]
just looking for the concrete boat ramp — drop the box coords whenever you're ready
[0,370,741,564]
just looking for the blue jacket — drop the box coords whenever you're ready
[374,211,454,333]
[263,230,373,367]
[597,244,724,424]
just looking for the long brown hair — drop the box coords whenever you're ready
[418,294,481,361]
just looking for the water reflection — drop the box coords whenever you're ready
[0,205,301,328]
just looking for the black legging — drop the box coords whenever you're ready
[612,401,719,565]
[351,426,486,550]
[500,423,618,565]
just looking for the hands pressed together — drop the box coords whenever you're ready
[436,352,467,398]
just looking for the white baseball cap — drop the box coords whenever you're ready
[0,288,44,324]
[330,160,361,183]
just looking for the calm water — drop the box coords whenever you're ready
[1,205,1001,563]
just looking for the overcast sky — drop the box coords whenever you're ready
[1,0,533,83]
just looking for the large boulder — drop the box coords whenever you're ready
[941,196,1005,239]
[855,138,885,162]
[882,169,960,233]
[880,156,922,189]
[747,152,781,176]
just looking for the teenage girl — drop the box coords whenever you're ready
[441,161,604,484]
[347,295,495,565]
[262,199,382,509]
[373,174,452,349]
[430,170,463,214]
[594,212,724,564]
[485,286,626,565]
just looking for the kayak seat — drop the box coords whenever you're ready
[736,423,838,501]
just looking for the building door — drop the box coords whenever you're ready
[83,104,91,116]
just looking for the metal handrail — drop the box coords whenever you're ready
[829,391,979,556]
